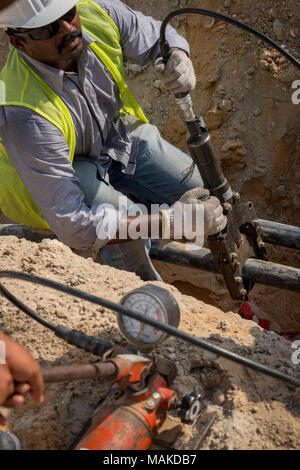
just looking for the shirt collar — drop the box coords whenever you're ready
[18,31,93,96]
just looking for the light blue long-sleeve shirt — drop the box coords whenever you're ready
[0,0,189,250]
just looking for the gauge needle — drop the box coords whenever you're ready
[136,305,150,340]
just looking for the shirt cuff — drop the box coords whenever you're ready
[165,25,190,56]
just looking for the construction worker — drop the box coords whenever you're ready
[0,0,227,281]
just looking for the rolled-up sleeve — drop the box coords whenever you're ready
[0,107,121,250]
[98,0,190,64]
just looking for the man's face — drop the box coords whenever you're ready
[9,9,84,68]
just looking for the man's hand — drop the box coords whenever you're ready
[176,187,227,236]
[154,49,196,95]
[0,334,44,426]
[161,187,227,242]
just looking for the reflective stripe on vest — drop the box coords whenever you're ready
[0,0,148,228]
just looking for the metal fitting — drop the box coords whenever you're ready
[240,288,247,297]
[145,399,156,410]
[175,94,196,122]
[178,392,202,424]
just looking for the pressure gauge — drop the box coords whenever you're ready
[117,285,180,350]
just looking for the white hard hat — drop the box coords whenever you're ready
[0,0,79,29]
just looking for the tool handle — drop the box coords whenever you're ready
[160,39,192,104]
[42,361,117,384]
[160,40,230,201]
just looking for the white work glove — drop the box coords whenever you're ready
[154,49,196,95]
[161,187,227,242]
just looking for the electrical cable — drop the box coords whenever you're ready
[0,270,299,387]
[160,8,300,70]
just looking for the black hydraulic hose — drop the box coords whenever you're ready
[0,278,117,356]
[160,8,300,70]
[0,271,299,388]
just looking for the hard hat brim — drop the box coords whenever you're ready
[0,0,79,29]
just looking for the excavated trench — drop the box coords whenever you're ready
[0,0,299,331]
[124,0,300,332]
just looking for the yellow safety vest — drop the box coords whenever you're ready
[0,0,148,228]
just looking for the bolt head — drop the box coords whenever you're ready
[146,400,155,410]
[152,392,160,400]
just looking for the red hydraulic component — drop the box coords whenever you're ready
[74,360,178,450]
[42,354,181,450]
[111,354,153,391]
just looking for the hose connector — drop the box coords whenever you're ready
[175,93,196,122]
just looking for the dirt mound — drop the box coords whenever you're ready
[0,235,299,450]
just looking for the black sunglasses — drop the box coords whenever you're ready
[7,6,77,41]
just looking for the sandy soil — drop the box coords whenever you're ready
[0,236,299,450]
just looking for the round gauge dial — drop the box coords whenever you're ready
[117,285,180,350]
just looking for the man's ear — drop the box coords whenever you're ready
[9,36,27,52]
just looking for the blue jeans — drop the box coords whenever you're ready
[73,123,203,281]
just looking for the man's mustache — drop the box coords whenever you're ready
[58,30,82,53]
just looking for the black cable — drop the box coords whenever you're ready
[0,278,117,357]
[160,8,300,70]
[0,270,299,387]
